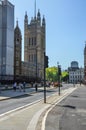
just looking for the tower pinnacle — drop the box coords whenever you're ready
[34,0,36,20]
[16,18,18,27]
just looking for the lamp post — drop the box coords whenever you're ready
[72,70,75,87]
[44,51,46,103]
[80,67,82,85]
[36,46,37,81]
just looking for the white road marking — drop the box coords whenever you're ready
[0,99,42,121]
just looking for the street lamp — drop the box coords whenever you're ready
[44,51,46,103]
[73,71,75,87]
[80,67,82,85]
[36,46,37,81]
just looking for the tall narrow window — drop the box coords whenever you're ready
[34,37,36,45]
[29,38,30,46]
[32,38,33,46]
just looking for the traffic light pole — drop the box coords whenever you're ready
[44,51,46,103]
[36,47,37,81]
[58,69,60,95]
[57,63,61,96]
[58,65,60,95]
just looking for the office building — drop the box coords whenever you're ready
[0,0,14,80]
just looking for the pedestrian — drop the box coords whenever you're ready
[23,82,26,92]
[18,82,22,92]
[35,82,38,92]
[31,82,33,87]
[13,82,17,91]
[80,80,81,86]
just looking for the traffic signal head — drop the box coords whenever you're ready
[45,56,49,68]
[58,65,61,75]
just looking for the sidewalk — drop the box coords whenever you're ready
[0,88,33,101]
[0,86,45,101]
[43,85,86,130]
[0,86,77,130]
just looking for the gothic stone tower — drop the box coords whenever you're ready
[24,10,46,80]
[14,21,22,78]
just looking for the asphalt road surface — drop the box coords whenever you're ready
[0,84,73,115]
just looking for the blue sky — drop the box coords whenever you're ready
[10,0,86,70]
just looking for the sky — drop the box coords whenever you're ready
[9,0,86,70]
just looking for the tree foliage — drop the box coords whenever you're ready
[46,67,69,82]
[61,71,69,82]
[46,67,58,82]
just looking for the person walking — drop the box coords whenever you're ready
[13,82,17,91]
[35,82,38,92]
[18,82,22,92]
[23,82,26,92]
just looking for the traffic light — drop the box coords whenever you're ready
[58,65,61,75]
[45,56,49,68]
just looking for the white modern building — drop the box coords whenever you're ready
[0,0,14,80]
[68,61,84,83]
[69,68,84,83]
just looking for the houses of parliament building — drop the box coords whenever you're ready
[14,11,46,82]
[0,0,48,82]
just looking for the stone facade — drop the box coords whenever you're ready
[68,61,84,83]
[14,21,22,77]
[14,10,46,81]
[24,10,46,80]
[69,67,84,83]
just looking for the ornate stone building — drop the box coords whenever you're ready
[14,9,46,81]
[0,0,47,82]
[24,10,46,80]
[14,20,22,77]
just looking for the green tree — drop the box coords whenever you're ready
[61,71,69,82]
[46,67,59,82]
[46,67,69,83]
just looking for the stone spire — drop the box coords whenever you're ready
[16,19,18,27]
[24,11,28,30]
[42,15,45,26]
[34,0,36,20]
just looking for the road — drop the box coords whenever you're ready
[0,84,74,115]
[0,83,78,130]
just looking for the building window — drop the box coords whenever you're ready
[28,55,30,62]
[32,38,33,46]
[16,61,19,66]
[29,38,30,46]
[17,39,19,42]
[32,54,33,61]
[34,54,36,63]
[34,37,36,45]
